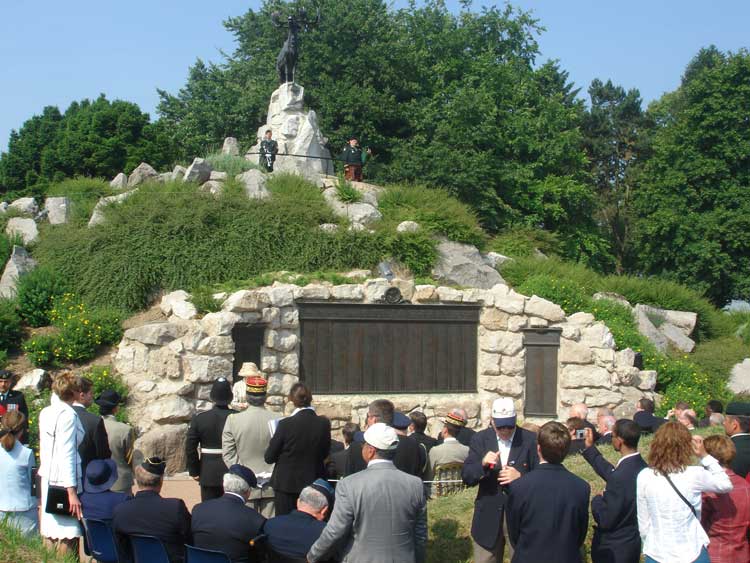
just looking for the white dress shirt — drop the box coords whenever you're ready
[496,430,515,467]
[637,455,733,563]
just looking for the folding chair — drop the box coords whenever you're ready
[185,544,231,563]
[129,534,170,563]
[434,461,466,497]
[82,518,119,563]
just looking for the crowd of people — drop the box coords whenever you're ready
[2,363,750,563]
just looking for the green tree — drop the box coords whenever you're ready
[582,79,650,272]
[630,47,750,305]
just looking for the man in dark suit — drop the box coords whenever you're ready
[633,398,666,433]
[409,411,438,452]
[724,402,750,478]
[582,419,647,563]
[191,464,266,563]
[265,479,333,560]
[265,383,331,515]
[185,378,236,501]
[596,415,615,446]
[327,422,358,479]
[462,398,538,563]
[112,457,191,563]
[698,399,723,428]
[507,421,590,563]
[73,376,111,475]
[569,403,601,442]
[0,370,29,443]
[393,411,427,476]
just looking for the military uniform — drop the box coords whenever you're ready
[338,144,365,181]
[0,373,30,444]
[260,138,279,172]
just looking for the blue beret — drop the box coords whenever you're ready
[392,412,410,430]
[229,464,257,488]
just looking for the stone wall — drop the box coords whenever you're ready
[115,279,657,470]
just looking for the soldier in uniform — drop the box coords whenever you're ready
[338,136,371,181]
[222,371,279,517]
[186,378,236,501]
[0,370,29,443]
[259,129,279,172]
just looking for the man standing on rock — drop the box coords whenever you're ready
[338,136,371,181]
[186,377,236,501]
[222,372,279,517]
[259,129,279,172]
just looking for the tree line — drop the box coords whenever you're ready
[0,0,747,306]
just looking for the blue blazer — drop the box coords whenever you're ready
[264,509,326,559]
[81,490,130,521]
[507,463,590,563]
[461,426,538,549]
[191,493,265,563]
[583,447,647,563]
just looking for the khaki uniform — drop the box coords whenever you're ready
[102,414,135,493]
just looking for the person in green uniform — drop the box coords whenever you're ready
[260,129,279,172]
[338,136,371,181]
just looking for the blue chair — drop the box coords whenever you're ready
[185,545,231,563]
[82,519,119,563]
[129,534,170,563]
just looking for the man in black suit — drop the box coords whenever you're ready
[462,398,538,563]
[596,415,616,446]
[582,419,647,563]
[507,421,590,563]
[73,376,111,475]
[0,370,29,443]
[724,402,750,478]
[191,464,266,563]
[569,403,601,442]
[185,378,236,501]
[698,399,723,427]
[633,398,666,434]
[112,457,192,563]
[409,411,438,452]
[327,422,358,479]
[393,411,427,476]
[265,383,331,515]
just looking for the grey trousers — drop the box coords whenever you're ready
[247,486,275,518]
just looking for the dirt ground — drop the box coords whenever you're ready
[162,475,202,511]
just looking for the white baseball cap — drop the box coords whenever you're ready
[363,422,399,451]
[492,398,517,427]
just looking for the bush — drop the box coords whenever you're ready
[204,152,257,177]
[381,231,437,277]
[488,227,562,258]
[0,298,24,351]
[335,177,363,203]
[46,177,115,224]
[85,365,129,422]
[0,349,7,368]
[378,184,486,248]
[191,286,222,314]
[587,300,653,353]
[23,334,58,367]
[15,267,68,327]
[49,294,124,363]
[516,275,591,314]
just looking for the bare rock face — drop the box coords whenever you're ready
[14,369,50,394]
[134,423,189,475]
[110,172,128,189]
[235,170,270,200]
[729,358,750,394]
[9,197,38,215]
[634,304,696,353]
[432,240,504,289]
[127,163,158,187]
[183,158,213,184]
[171,165,187,182]
[44,197,71,225]
[88,191,137,227]
[0,245,37,298]
[222,137,240,156]
[5,217,39,244]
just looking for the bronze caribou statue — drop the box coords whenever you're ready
[272,6,319,84]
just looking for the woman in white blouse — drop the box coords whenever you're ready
[637,421,733,563]
[38,372,85,557]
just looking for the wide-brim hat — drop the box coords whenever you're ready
[84,459,119,493]
[95,390,124,410]
[210,377,233,406]
[492,397,517,428]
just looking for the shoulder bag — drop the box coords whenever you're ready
[44,410,77,516]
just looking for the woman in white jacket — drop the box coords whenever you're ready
[38,372,85,557]
[637,421,733,563]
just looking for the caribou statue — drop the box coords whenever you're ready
[272,6,319,84]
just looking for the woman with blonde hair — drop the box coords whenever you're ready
[38,372,85,557]
[701,434,750,563]
[637,422,733,563]
[0,410,37,535]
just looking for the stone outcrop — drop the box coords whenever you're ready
[432,240,504,289]
[246,83,334,179]
[236,170,270,200]
[183,158,213,184]
[322,187,381,228]
[729,358,750,394]
[5,218,39,245]
[44,197,71,225]
[222,137,240,156]
[396,221,420,233]
[127,163,158,187]
[14,369,50,393]
[9,197,38,215]
[110,173,128,189]
[634,304,697,353]
[171,165,187,182]
[0,246,37,298]
[88,190,137,227]
[160,290,199,320]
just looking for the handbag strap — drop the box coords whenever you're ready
[48,407,78,490]
[664,473,698,518]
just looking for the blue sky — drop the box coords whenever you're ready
[1,1,748,151]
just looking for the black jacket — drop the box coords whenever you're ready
[507,463,590,563]
[461,426,538,549]
[191,493,266,563]
[265,409,331,494]
[596,432,613,446]
[264,509,327,559]
[633,411,665,433]
[73,405,111,474]
[731,434,750,478]
[327,447,349,480]
[583,447,647,563]
[185,406,236,487]
[436,426,476,447]
[112,490,191,563]
[0,389,29,443]
[412,431,438,453]
[338,145,363,165]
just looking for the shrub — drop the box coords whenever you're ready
[381,231,437,277]
[265,173,335,223]
[23,388,51,456]
[23,334,58,367]
[335,177,363,203]
[85,365,129,422]
[0,349,7,368]
[16,267,68,327]
[191,286,222,314]
[587,300,653,353]
[204,152,257,177]
[0,298,24,351]
[46,177,115,224]
[488,227,562,258]
[516,275,591,314]
[378,184,486,248]
[88,306,125,345]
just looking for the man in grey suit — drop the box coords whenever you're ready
[222,374,278,517]
[307,423,427,563]
[95,390,136,493]
[425,413,470,484]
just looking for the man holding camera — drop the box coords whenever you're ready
[462,398,538,563]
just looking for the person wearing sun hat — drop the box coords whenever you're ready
[95,389,136,493]
[308,423,427,563]
[80,459,130,521]
[112,456,192,563]
[462,397,539,563]
[186,377,236,501]
[192,464,266,563]
[424,412,471,487]
[222,363,280,518]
